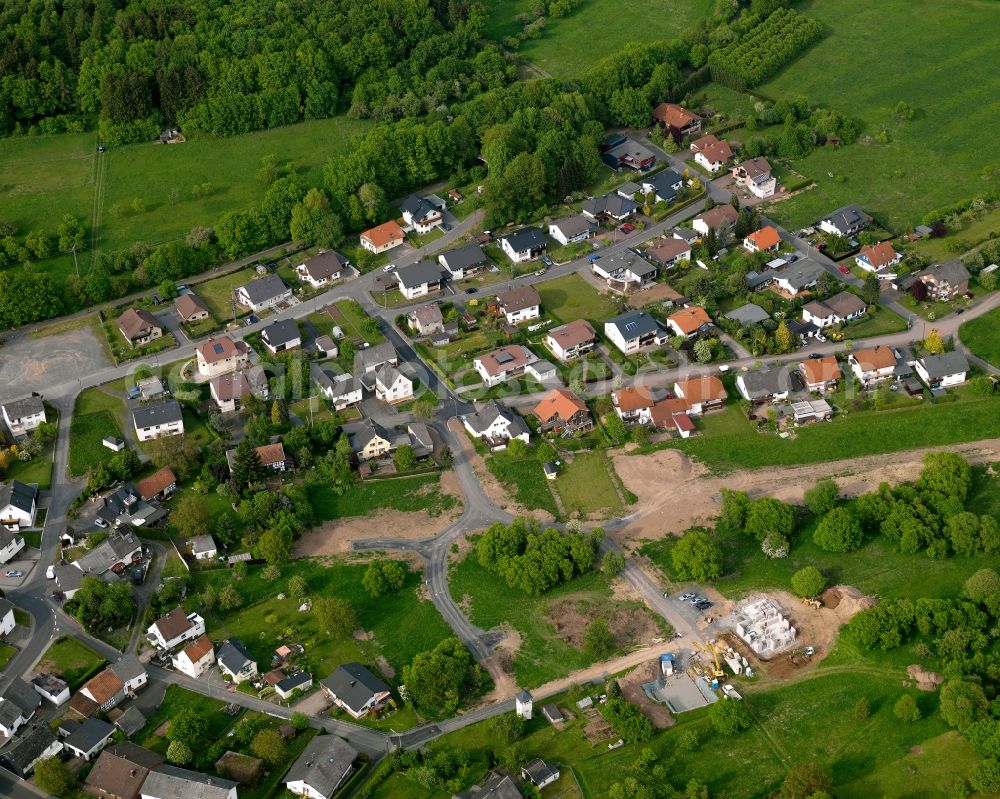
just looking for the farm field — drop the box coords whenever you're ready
[958,306,1000,367]
[536,273,620,326]
[759,0,1000,231]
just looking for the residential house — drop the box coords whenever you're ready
[474,345,536,387]
[455,771,524,799]
[640,169,684,204]
[735,368,793,403]
[210,369,269,413]
[916,351,969,388]
[582,193,638,223]
[117,308,163,347]
[646,237,691,269]
[0,725,62,778]
[196,335,250,377]
[0,597,13,638]
[359,220,405,254]
[522,760,561,790]
[296,251,348,288]
[772,261,823,297]
[667,306,713,338]
[692,205,738,236]
[140,765,238,799]
[408,303,445,336]
[285,735,358,799]
[261,319,301,355]
[134,466,177,502]
[217,640,257,684]
[312,367,363,411]
[64,718,115,760]
[672,376,727,414]
[372,364,414,404]
[855,241,900,273]
[617,181,641,199]
[74,530,143,576]
[725,303,771,327]
[544,319,597,361]
[462,401,530,449]
[500,228,548,263]
[147,606,206,651]
[818,204,871,237]
[188,534,217,561]
[672,227,699,246]
[320,663,391,719]
[533,388,592,434]
[97,485,163,529]
[438,243,489,279]
[612,386,656,424]
[690,134,733,172]
[53,563,84,599]
[799,357,842,392]
[350,419,394,460]
[236,274,292,312]
[84,745,163,799]
[916,260,971,300]
[801,291,867,328]
[1,395,46,437]
[111,707,147,739]
[133,399,184,441]
[591,249,658,293]
[400,194,445,234]
[548,214,594,246]
[73,656,148,717]
[226,443,289,476]
[175,293,210,323]
[395,261,443,299]
[136,376,165,401]
[0,679,41,737]
[0,480,36,533]
[604,310,667,354]
[744,226,782,253]
[172,635,216,679]
[496,286,541,324]
[600,135,656,172]
[275,672,312,700]
[652,103,703,140]
[849,346,897,387]
[731,157,776,199]
[31,674,70,706]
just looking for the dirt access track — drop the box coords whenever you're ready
[612,438,1000,544]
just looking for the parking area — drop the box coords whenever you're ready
[0,558,37,588]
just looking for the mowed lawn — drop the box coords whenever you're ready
[537,273,620,326]
[959,306,1000,366]
[486,451,560,518]
[761,0,1000,231]
[197,267,257,319]
[552,451,622,517]
[309,474,459,521]
[39,636,107,691]
[68,388,126,477]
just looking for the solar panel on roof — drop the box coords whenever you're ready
[495,353,514,364]
[213,343,224,354]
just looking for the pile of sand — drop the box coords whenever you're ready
[907,664,944,692]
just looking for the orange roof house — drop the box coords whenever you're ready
[612,386,656,413]
[744,226,782,253]
[672,375,727,413]
[360,220,405,254]
[652,103,703,136]
[667,306,713,337]
[799,357,842,390]
[533,388,592,433]
[856,241,900,272]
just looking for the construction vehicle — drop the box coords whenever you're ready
[800,597,822,609]
[693,642,725,680]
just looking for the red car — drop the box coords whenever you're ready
[619,223,634,233]
[838,265,850,274]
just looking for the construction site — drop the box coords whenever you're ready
[731,597,798,656]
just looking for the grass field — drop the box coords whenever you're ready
[189,559,453,693]
[552,451,623,517]
[4,408,57,489]
[68,388,126,477]
[760,0,1000,231]
[138,684,238,755]
[197,267,256,320]
[39,636,107,691]
[958,306,1000,366]
[0,643,16,670]
[486,450,560,517]
[653,393,1000,472]
[537,273,620,326]
[309,474,458,521]
[841,306,908,339]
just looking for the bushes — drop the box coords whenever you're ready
[709,697,753,734]
[671,530,723,582]
[600,696,654,742]
[790,566,826,598]
[812,507,864,552]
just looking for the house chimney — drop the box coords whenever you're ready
[130,769,137,778]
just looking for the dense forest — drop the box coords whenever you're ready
[0,0,496,140]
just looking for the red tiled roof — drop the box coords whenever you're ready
[852,346,895,371]
[668,306,712,335]
[746,226,782,250]
[255,443,285,467]
[673,376,727,403]
[182,635,214,663]
[653,103,701,128]
[361,220,405,248]
[533,389,588,424]
[800,357,842,384]
[613,386,655,412]
[134,466,176,501]
[859,241,898,269]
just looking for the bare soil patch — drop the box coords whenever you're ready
[376,655,396,680]
[619,659,675,729]
[906,664,944,692]
[353,629,374,641]
[546,597,660,650]
[293,507,454,557]
[627,282,681,308]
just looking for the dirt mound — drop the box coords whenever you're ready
[907,664,944,692]
[546,598,660,650]
[376,656,396,680]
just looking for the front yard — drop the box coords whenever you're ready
[197,267,257,319]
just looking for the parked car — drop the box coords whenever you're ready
[464,288,476,295]
[694,600,712,611]
[46,565,55,579]
[126,386,141,400]
[588,254,602,263]
[677,592,696,601]
[541,256,553,266]
[816,333,827,342]
[247,314,259,324]
[838,265,850,274]
[94,517,109,529]
[809,352,824,359]
[5,570,23,578]
[382,263,396,272]
[619,223,635,233]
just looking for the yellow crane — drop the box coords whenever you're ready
[694,642,725,679]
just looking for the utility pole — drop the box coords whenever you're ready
[71,245,79,278]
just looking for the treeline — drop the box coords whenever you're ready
[475,517,603,595]
[0,0,500,139]
[708,7,823,90]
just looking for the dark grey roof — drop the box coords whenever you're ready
[820,204,870,232]
[1,725,59,773]
[464,401,526,438]
[320,663,390,715]
[502,227,548,253]
[739,368,794,399]
[262,318,300,348]
[606,310,661,341]
[725,303,771,326]
[113,705,147,736]
[775,261,823,291]
[599,249,657,280]
[276,671,312,694]
[312,366,361,398]
[746,270,773,290]
[671,227,698,243]
[821,290,867,318]
[2,395,44,422]
[75,530,141,574]
[105,741,165,769]
[583,193,639,218]
[217,640,253,675]
[350,419,392,453]
[54,563,84,592]
[142,765,238,799]
[239,274,289,305]
[0,480,36,514]
[64,717,114,754]
[522,759,560,787]
[284,735,358,798]
[455,771,523,799]
[355,341,396,372]
[644,169,683,199]
[400,195,439,222]
[1,679,41,717]
[550,214,593,238]
[110,655,146,685]
[921,259,970,287]
[301,251,347,280]
[133,399,183,430]
[0,597,13,620]
[919,351,969,379]
[0,699,26,731]
[439,243,487,273]
[396,260,441,290]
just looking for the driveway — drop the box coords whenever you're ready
[0,322,112,403]
[0,558,36,588]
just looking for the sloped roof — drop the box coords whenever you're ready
[152,606,195,643]
[606,310,660,341]
[262,318,300,347]
[497,285,541,314]
[695,204,738,230]
[550,214,592,238]
[725,303,770,326]
[739,368,793,399]
[546,319,596,350]
[175,293,209,320]
[284,735,358,798]
[0,480,36,514]
[132,399,182,430]
[238,274,289,305]
[502,227,547,252]
[197,335,247,364]
[475,345,534,378]
[653,103,701,128]
[439,243,487,271]
[134,466,176,501]
[919,351,969,378]
[674,375,727,403]
[668,306,712,334]
[647,237,691,264]
[142,765,237,799]
[300,250,347,280]
[800,356,842,384]
[746,226,782,250]
[118,308,160,340]
[320,663,390,715]
[1,395,44,422]
[852,345,896,371]
[396,260,441,289]
[858,241,897,269]
[533,388,587,424]
[613,386,655,412]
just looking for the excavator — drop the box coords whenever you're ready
[693,641,725,680]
